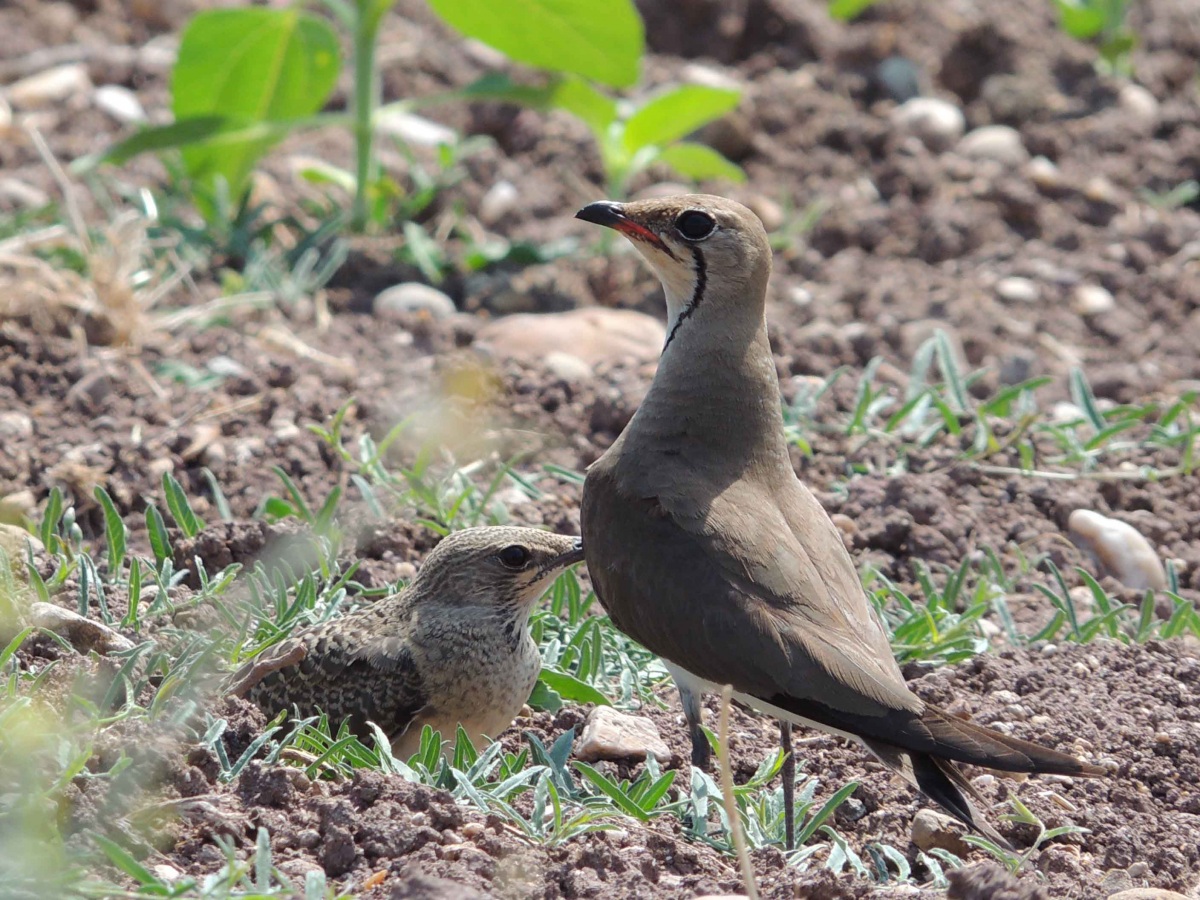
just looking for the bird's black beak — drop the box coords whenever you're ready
[545,538,586,573]
[576,200,676,258]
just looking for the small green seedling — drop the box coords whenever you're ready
[1053,0,1136,76]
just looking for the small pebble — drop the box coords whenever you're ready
[543,351,592,383]
[957,125,1029,166]
[995,276,1039,304]
[890,97,965,151]
[479,180,519,225]
[1074,284,1115,316]
[94,85,146,123]
[374,110,455,146]
[1108,891,1193,900]
[1068,509,1167,591]
[1117,83,1159,131]
[461,822,485,839]
[374,282,457,320]
[6,63,92,108]
[1027,155,1063,190]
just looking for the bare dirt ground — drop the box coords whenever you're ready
[3,0,1200,896]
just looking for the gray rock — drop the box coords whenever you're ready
[30,603,135,655]
[890,97,965,151]
[911,808,971,856]
[957,125,1029,166]
[1107,892,1192,900]
[575,707,672,763]
[374,283,457,320]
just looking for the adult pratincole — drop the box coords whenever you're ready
[229,526,584,757]
[575,194,1103,848]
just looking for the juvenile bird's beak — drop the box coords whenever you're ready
[576,201,676,259]
[542,539,586,575]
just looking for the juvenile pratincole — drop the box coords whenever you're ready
[575,194,1103,847]
[229,526,584,757]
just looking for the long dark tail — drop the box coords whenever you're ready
[862,705,1104,847]
[917,704,1106,776]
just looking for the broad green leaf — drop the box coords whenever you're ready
[550,77,617,138]
[172,8,340,201]
[537,669,611,707]
[828,0,883,21]
[427,0,643,88]
[622,85,740,153]
[655,142,745,183]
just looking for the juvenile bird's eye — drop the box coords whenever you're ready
[675,210,716,241]
[497,545,532,569]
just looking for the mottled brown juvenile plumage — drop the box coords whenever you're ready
[228,526,583,757]
[576,195,1104,848]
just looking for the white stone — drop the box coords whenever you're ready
[1026,155,1063,190]
[0,411,34,441]
[543,351,593,383]
[479,180,519,225]
[475,308,664,367]
[1117,83,1159,131]
[94,85,147,123]
[1068,509,1167,591]
[1074,283,1115,316]
[374,110,455,147]
[957,125,1029,166]
[374,282,457,319]
[574,706,672,763]
[681,63,742,91]
[6,63,92,108]
[29,603,135,655]
[0,95,12,136]
[890,97,965,152]
[995,276,1039,303]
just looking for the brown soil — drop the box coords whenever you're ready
[3,0,1200,896]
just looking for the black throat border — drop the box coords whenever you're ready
[663,245,707,351]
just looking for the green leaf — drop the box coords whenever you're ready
[622,85,740,153]
[171,8,340,200]
[93,486,127,580]
[163,472,204,538]
[538,669,611,706]
[655,142,745,183]
[528,679,563,712]
[145,504,171,567]
[828,0,883,20]
[550,76,618,138]
[1053,0,1108,37]
[426,0,643,88]
[93,834,163,888]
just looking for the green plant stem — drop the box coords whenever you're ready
[351,6,381,231]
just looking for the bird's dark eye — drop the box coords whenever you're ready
[675,210,716,241]
[497,545,532,569]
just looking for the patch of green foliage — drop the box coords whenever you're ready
[93,0,740,238]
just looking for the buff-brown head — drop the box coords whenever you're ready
[412,526,584,614]
[576,194,771,350]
